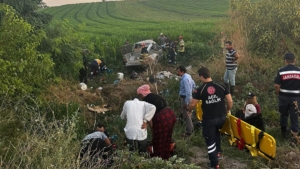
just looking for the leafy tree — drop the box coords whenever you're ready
[39,21,92,79]
[0,4,54,96]
[0,0,52,28]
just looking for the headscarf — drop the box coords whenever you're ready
[137,85,151,97]
[244,104,257,118]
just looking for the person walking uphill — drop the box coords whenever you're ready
[120,97,156,154]
[274,52,300,143]
[177,65,195,137]
[187,67,233,169]
[137,85,176,160]
[224,41,239,95]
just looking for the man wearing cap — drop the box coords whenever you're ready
[274,52,300,140]
[158,33,166,49]
[120,97,156,154]
[224,41,239,95]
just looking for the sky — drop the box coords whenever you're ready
[43,0,121,7]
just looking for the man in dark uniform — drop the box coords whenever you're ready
[187,66,233,169]
[169,40,178,64]
[274,52,300,141]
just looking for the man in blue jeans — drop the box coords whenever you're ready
[224,41,239,95]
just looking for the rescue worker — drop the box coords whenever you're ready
[89,59,102,79]
[187,66,233,169]
[169,40,178,64]
[140,43,148,59]
[158,33,166,49]
[274,52,300,142]
[224,41,239,95]
[178,36,185,57]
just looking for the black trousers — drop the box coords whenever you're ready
[126,138,147,154]
[279,95,300,132]
[202,116,226,167]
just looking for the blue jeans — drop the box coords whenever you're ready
[224,67,237,86]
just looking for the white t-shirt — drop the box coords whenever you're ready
[120,99,156,140]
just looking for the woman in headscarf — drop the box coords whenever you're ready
[137,84,176,160]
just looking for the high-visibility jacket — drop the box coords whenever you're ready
[178,40,185,52]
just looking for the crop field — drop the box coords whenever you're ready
[40,0,230,43]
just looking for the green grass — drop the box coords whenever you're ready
[40,0,230,42]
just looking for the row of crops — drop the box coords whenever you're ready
[41,0,229,40]
[39,0,231,62]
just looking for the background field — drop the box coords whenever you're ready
[40,0,229,42]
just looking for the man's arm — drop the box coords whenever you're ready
[225,94,233,112]
[143,103,156,122]
[187,98,199,112]
[183,78,194,105]
[274,84,280,95]
[234,52,239,61]
[103,137,112,147]
[120,102,127,119]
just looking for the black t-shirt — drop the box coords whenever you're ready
[192,81,229,120]
[169,42,176,55]
[143,93,167,114]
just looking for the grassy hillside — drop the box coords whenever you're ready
[40,0,229,41]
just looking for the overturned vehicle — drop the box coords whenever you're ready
[121,39,163,67]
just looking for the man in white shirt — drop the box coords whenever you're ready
[120,98,156,153]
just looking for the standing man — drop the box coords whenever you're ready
[158,33,166,49]
[177,65,195,137]
[120,98,156,154]
[187,66,233,169]
[178,36,185,57]
[274,52,300,141]
[224,41,239,95]
[169,40,178,64]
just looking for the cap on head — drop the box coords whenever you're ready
[247,92,255,98]
[284,52,295,60]
[179,36,183,39]
[160,33,163,36]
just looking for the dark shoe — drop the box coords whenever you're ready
[217,152,223,160]
[207,163,220,169]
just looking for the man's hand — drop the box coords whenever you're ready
[183,104,188,110]
[141,121,147,129]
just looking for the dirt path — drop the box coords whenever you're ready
[189,146,247,169]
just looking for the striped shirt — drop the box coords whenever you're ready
[225,49,237,70]
[274,65,300,97]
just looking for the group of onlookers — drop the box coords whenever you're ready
[79,35,300,169]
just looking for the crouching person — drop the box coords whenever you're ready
[80,124,113,167]
[120,97,156,155]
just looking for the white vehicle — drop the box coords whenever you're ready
[121,39,163,67]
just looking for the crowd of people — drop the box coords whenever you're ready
[157,33,185,64]
[79,35,300,168]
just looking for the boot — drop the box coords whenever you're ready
[224,83,230,91]
[230,85,235,95]
[281,126,288,139]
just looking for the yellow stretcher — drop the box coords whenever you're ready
[195,101,276,160]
